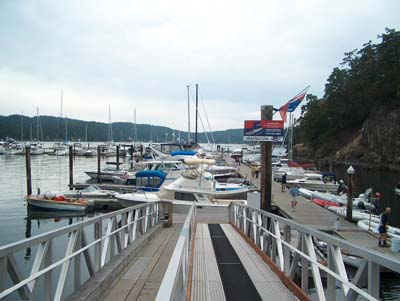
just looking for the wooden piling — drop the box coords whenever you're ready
[25,146,32,195]
[116,145,120,170]
[69,146,73,190]
[130,145,134,169]
[260,105,273,212]
[97,145,101,183]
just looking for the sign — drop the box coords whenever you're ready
[243,120,284,142]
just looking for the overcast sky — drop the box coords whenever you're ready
[0,1,399,131]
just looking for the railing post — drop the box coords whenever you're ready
[74,230,81,291]
[327,244,336,301]
[301,234,309,293]
[44,240,53,301]
[368,262,380,298]
[0,256,6,293]
[94,220,102,271]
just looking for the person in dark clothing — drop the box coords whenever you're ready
[337,179,348,195]
[281,173,287,192]
[378,207,391,247]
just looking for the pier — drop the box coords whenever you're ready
[1,198,400,300]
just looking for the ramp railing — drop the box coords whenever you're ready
[229,203,400,301]
[0,202,162,301]
[156,203,196,301]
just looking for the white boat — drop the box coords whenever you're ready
[273,167,306,182]
[287,174,339,193]
[357,219,400,239]
[85,162,133,181]
[26,195,88,211]
[311,190,376,211]
[298,188,313,199]
[45,185,116,199]
[326,206,380,223]
[395,187,400,196]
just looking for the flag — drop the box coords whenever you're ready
[277,87,309,123]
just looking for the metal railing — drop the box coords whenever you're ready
[229,203,400,301]
[0,202,162,300]
[156,203,196,301]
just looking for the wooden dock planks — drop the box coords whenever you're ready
[102,223,182,301]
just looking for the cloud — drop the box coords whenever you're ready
[0,0,399,130]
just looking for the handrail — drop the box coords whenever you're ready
[229,203,400,301]
[156,203,196,301]
[0,201,163,301]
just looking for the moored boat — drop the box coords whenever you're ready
[357,219,400,239]
[26,195,88,211]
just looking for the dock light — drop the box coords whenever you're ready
[346,165,355,222]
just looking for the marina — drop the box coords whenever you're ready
[0,144,400,300]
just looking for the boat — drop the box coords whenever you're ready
[287,174,339,193]
[311,190,376,211]
[298,188,313,199]
[113,170,167,192]
[273,167,306,182]
[312,198,342,208]
[326,207,380,223]
[357,219,400,239]
[85,162,133,181]
[26,195,88,211]
[395,187,400,196]
[45,185,116,199]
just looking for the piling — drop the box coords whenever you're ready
[130,145,134,169]
[97,145,101,183]
[260,105,273,212]
[25,146,32,195]
[69,146,73,190]
[116,145,120,170]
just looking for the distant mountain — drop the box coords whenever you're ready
[0,114,245,144]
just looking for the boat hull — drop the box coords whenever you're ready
[26,197,87,211]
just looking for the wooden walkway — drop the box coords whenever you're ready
[102,223,183,301]
[235,160,400,260]
[192,223,299,301]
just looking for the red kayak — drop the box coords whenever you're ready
[312,198,341,208]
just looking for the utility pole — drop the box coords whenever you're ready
[260,105,273,211]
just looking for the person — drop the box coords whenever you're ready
[251,164,257,178]
[372,192,381,213]
[255,166,260,179]
[289,184,300,211]
[337,179,348,195]
[378,207,391,247]
[281,173,287,192]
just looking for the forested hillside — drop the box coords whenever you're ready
[0,114,244,144]
[295,28,400,169]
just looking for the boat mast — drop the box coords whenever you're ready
[134,107,137,143]
[85,123,88,142]
[195,83,198,144]
[36,107,39,142]
[65,116,68,142]
[20,114,23,142]
[187,85,190,144]
[108,104,113,142]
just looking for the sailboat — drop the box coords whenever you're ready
[30,107,44,155]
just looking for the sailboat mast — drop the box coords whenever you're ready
[187,85,190,144]
[36,107,39,141]
[108,104,113,142]
[85,123,88,142]
[65,117,68,142]
[195,83,198,144]
[134,107,137,143]
[20,114,23,141]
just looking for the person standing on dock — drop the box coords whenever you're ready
[337,179,348,195]
[378,207,391,247]
[281,173,287,192]
[289,184,300,211]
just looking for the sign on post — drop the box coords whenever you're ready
[243,120,284,142]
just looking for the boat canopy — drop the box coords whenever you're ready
[136,170,167,179]
[170,150,196,156]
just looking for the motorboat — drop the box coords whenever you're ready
[26,195,88,211]
[113,170,167,192]
[112,160,185,186]
[201,164,238,179]
[326,207,380,223]
[357,219,400,239]
[44,185,116,199]
[85,162,133,181]
[273,167,306,182]
[287,174,339,193]
[115,159,251,208]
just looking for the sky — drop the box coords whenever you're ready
[0,1,399,131]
